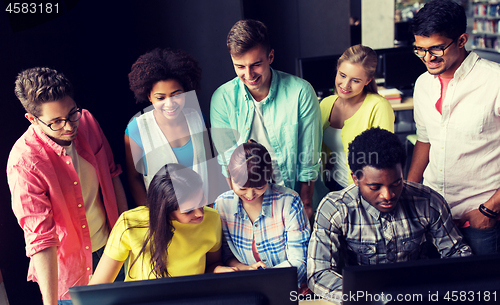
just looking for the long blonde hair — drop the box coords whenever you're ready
[336,44,378,94]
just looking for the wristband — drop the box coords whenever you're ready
[479,204,498,219]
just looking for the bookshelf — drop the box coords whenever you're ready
[471,0,500,52]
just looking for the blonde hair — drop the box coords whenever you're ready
[336,44,378,94]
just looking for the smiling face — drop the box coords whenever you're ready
[414,33,468,79]
[170,189,207,224]
[231,180,268,205]
[352,164,404,213]
[335,61,373,100]
[149,79,185,121]
[231,45,274,101]
[26,95,80,146]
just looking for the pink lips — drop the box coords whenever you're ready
[379,201,395,209]
[425,59,442,69]
[246,76,260,85]
[244,196,257,202]
[192,216,204,223]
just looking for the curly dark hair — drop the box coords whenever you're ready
[348,127,406,179]
[128,48,201,103]
[411,0,466,40]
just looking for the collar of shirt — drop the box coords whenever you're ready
[433,51,478,82]
[453,51,479,82]
[32,124,68,156]
[358,193,382,220]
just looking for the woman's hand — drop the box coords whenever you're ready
[239,261,267,271]
[213,265,239,273]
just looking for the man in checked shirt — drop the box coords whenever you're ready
[307,127,471,297]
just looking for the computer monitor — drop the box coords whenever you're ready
[383,50,427,90]
[394,22,413,47]
[342,254,500,305]
[373,47,411,81]
[69,267,298,305]
[297,54,341,98]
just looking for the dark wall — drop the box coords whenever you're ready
[242,0,350,74]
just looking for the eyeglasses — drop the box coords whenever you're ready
[413,38,456,58]
[33,108,82,131]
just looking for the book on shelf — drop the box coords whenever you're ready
[378,88,402,104]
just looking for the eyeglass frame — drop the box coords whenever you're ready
[413,38,457,58]
[33,107,83,131]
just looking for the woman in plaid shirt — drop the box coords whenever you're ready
[214,140,310,287]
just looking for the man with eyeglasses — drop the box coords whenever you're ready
[407,0,500,255]
[7,67,127,305]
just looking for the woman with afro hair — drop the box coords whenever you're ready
[125,48,211,206]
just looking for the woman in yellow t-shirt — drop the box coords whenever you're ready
[90,163,235,283]
[320,44,395,190]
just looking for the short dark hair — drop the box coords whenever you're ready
[411,0,466,39]
[228,140,273,188]
[348,127,406,179]
[128,48,201,103]
[14,67,74,117]
[227,19,271,56]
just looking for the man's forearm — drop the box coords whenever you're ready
[467,187,500,229]
[407,141,430,183]
[32,246,58,305]
[300,180,315,219]
[112,175,128,214]
[483,187,500,214]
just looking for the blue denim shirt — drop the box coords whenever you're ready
[210,68,322,190]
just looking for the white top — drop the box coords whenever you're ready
[65,142,109,251]
[136,107,209,197]
[249,96,284,185]
[323,126,349,188]
[413,51,500,220]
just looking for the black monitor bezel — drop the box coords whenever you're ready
[69,267,299,305]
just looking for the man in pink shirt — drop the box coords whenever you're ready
[7,67,127,305]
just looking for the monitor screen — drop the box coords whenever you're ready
[342,254,500,305]
[372,47,412,80]
[69,267,298,305]
[297,54,341,98]
[383,50,427,90]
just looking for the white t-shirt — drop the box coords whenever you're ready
[323,126,349,188]
[65,142,109,251]
[249,96,284,185]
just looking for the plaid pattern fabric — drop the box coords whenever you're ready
[307,181,472,296]
[215,183,310,286]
